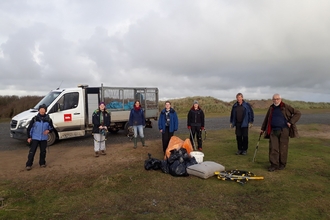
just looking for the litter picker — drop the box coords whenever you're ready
[215,170,264,185]
[189,128,197,151]
[252,133,262,162]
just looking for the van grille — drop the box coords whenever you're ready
[10,120,18,129]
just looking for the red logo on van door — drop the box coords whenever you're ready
[64,114,72,122]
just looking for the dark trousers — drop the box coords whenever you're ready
[26,140,47,167]
[235,124,249,151]
[162,126,174,153]
[190,126,202,149]
[269,128,289,168]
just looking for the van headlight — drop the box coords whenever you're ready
[19,119,31,128]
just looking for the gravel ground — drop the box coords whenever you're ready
[2,113,330,151]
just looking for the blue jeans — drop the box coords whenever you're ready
[133,125,144,138]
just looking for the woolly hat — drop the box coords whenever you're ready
[38,104,47,111]
[193,100,198,105]
[99,102,105,106]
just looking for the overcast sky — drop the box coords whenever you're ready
[1,0,329,102]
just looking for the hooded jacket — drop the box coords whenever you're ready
[27,113,54,141]
[187,106,205,127]
[158,108,178,133]
[92,108,111,133]
[129,107,146,126]
[230,100,254,127]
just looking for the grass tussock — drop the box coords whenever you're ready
[1,126,330,219]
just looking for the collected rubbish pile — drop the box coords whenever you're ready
[144,136,264,183]
[145,148,198,177]
[144,136,226,178]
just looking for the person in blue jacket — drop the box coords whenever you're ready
[26,104,54,170]
[230,93,254,155]
[158,101,179,154]
[128,100,147,149]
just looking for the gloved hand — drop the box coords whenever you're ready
[249,123,253,128]
[187,126,191,129]
[201,127,204,130]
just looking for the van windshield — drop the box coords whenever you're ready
[33,91,61,109]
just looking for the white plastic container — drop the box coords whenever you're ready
[190,151,204,163]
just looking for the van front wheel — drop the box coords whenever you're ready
[47,132,57,146]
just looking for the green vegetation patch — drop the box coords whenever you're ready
[1,125,330,219]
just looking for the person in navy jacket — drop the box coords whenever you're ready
[158,101,179,154]
[230,93,254,155]
[26,104,54,170]
[128,100,147,149]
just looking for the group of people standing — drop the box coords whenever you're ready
[25,93,300,173]
[230,93,301,172]
[158,100,205,153]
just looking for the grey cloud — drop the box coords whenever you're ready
[0,0,330,102]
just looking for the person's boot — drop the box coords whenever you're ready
[141,137,147,147]
[133,138,137,149]
[95,151,99,157]
[101,150,106,155]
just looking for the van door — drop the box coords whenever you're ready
[48,91,85,139]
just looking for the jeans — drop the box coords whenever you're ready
[133,125,144,138]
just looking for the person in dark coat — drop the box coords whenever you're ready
[128,100,147,149]
[261,93,301,172]
[158,101,179,154]
[92,102,111,157]
[187,100,205,151]
[230,93,254,155]
[26,104,54,171]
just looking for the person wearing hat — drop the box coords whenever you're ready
[92,102,111,157]
[128,100,147,149]
[230,93,254,155]
[26,104,54,171]
[187,100,205,151]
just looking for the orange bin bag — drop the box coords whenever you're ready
[164,136,184,159]
[182,138,193,155]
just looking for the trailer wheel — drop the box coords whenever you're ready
[47,131,57,146]
[109,129,119,134]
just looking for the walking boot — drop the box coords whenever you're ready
[133,138,137,149]
[101,150,106,155]
[141,137,148,147]
[95,151,99,157]
[235,150,242,155]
